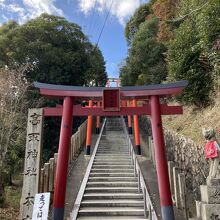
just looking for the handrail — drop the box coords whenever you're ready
[121,117,158,220]
[70,118,106,220]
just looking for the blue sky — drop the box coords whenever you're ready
[0,0,148,78]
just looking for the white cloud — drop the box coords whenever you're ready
[8,3,25,15]
[22,0,63,19]
[0,0,63,24]
[78,0,142,26]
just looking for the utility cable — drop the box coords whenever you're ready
[95,0,113,47]
[87,0,98,36]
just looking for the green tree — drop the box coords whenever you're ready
[125,3,152,44]
[0,13,107,86]
[84,46,107,86]
[0,14,107,159]
[167,0,220,107]
[121,17,167,86]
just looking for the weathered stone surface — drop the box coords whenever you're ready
[178,173,187,211]
[168,161,175,199]
[20,108,44,220]
[201,185,220,204]
[163,128,210,198]
[207,178,220,186]
[196,200,202,218]
[201,203,220,220]
[173,167,181,208]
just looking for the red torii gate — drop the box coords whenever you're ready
[34,80,188,220]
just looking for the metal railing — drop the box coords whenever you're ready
[121,116,158,220]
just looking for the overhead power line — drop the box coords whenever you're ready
[87,0,98,36]
[95,0,113,47]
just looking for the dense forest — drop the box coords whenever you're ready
[0,14,107,209]
[120,0,220,107]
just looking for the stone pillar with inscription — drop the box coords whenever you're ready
[20,108,44,220]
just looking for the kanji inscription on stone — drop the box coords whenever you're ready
[20,108,44,220]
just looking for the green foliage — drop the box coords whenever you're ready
[0,14,107,206]
[0,13,107,161]
[0,13,107,86]
[84,46,107,86]
[167,0,220,107]
[125,3,152,44]
[0,21,18,36]
[121,17,167,86]
[122,0,219,107]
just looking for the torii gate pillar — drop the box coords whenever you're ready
[150,95,174,220]
[86,100,93,155]
[52,97,73,220]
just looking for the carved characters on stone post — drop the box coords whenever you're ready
[20,109,44,220]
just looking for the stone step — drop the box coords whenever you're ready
[97,150,128,152]
[97,148,128,150]
[86,182,138,187]
[98,144,127,146]
[77,216,148,220]
[93,158,131,163]
[89,173,136,177]
[98,144,128,148]
[96,151,129,156]
[91,169,134,173]
[92,165,134,169]
[78,207,145,216]
[85,187,140,193]
[96,152,130,158]
[98,144,127,145]
[93,162,132,165]
[96,154,130,156]
[73,118,147,220]
[88,177,137,182]
[81,200,144,207]
[83,193,143,200]
[95,156,130,159]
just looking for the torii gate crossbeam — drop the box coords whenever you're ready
[34,80,188,220]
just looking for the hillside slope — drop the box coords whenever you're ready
[163,94,220,145]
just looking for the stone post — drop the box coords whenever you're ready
[20,108,44,219]
[173,167,181,208]
[198,179,220,220]
[168,161,175,201]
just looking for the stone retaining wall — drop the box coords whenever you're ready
[165,129,209,198]
[139,116,209,199]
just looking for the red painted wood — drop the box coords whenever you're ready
[53,97,73,208]
[39,87,185,99]
[96,102,100,129]
[43,105,183,117]
[86,100,93,147]
[150,96,173,209]
[103,88,120,111]
[133,100,140,146]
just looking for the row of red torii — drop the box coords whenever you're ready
[34,80,188,220]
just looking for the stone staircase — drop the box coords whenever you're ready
[75,117,148,220]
